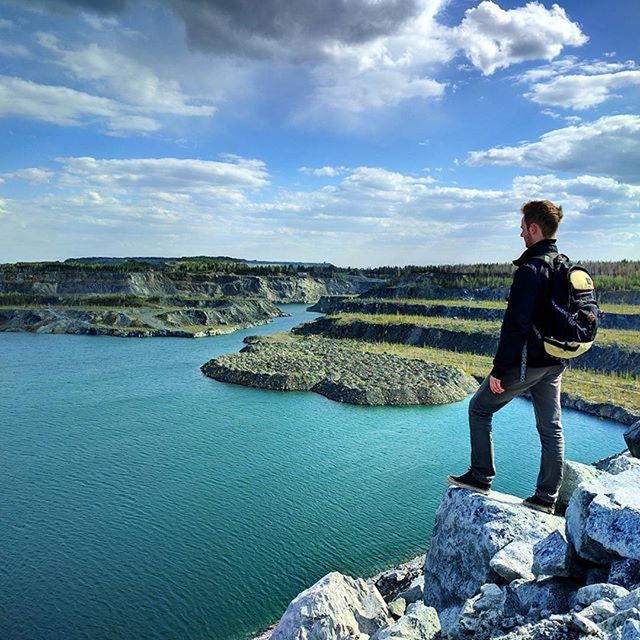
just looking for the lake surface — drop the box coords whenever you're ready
[0,304,627,640]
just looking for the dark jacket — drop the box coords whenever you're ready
[490,238,562,380]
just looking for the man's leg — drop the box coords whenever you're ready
[528,364,565,504]
[468,367,546,485]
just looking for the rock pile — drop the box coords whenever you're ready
[252,419,640,640]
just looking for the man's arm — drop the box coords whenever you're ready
[490,264,540,384]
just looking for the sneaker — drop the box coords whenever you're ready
[522,495,555,514]
[447,470,491,495]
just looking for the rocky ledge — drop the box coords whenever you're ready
[251,421,640,640]
[0,298,286,338]
[200,334,478,406]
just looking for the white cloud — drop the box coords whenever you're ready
[299,166,350,177]
[453,1,587,75]
[1,157,638,263]
[0,75,161,134]
[518,56,640,109]
[0,43,30,57]
[36,33,215,117]
[0,168,54,183]
[467,115,640,184]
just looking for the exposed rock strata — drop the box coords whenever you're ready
[200,335,478,406]
[294,315,640,378]
[309,296,640,330]
[0,269,380,303]
[0,298,286,337]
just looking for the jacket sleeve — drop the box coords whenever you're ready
[490,264,540,380]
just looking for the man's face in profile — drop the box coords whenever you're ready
[520,216,535,248]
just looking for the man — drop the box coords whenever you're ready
[448,200,566,514]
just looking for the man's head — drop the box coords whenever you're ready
[520,200,563,248]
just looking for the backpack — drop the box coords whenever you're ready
[529,253,601,359]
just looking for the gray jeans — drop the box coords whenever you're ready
[469,363,566,503]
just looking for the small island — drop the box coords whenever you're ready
[200,333,479,405]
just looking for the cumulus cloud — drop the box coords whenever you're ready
[0,75,161,134]
[2,155,638,263]
[299,166,350,177]
[36,33,215,117]
[467,115,640,184]
[453,1,587,75]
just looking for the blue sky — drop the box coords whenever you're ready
[0,0,638,266]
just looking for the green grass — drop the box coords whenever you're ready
[329,313,640,349]
[267,332,640,418]
[357,297,640,315]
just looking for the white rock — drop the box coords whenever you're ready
[370,602,440,640]
[576,583,630,607]
[599,607,640,640]
[579,598,617,623]
[490,538,536,581]
[566,467,640,564]
[557,460,602,511]
[423,488,563,610]
[570,612,602,635]
[270,571,393,640]
[594,450,640,475]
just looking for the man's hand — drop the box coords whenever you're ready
[489,375,504,394]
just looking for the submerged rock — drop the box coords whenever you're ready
[269,571,393,640]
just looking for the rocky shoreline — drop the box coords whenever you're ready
[295,316,640,378]
[0,298,287,338]
[309,297,640,331]
[200,334,478,406]
[251,424,640,640]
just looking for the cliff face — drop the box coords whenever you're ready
[294,316,640,379]
[0,298,286,338]
[0,269,382,303]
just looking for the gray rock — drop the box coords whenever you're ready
[579,598,617,623]
[557,461,602,512]
[610,560,640,591]
[576,584,630,607]
[587,485,640,561]
[623,618,640,640]
[423,488,563,610]
[615,588,640,612]
[594,451,640,475]
[370,602,440,640]
[492,617,581,639]
[396,576,424,605]
[566,468,640,564]
[625,421,640,459]
[599,607,640,640]
[370,554,425,602]
[570,612,602,635]
[438,605,463,637]
[506,577,579,622]
[452,583,507,640]
[532,530,585,578]
[491,538,536,582]
[270,571,393,640]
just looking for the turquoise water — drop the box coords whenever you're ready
[0,304,627,640]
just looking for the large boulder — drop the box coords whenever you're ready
[423,488,563,610]
[556,460,602,512]
[566,467,640,564]
[594,450,640,475]
[610,559,640,591]
[625,420,640,459]
[270,571,393,640]
[370,602,440,640]
[531,530,585,579]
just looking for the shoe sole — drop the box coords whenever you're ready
[522,500,554,514]
[447,475,491,495]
